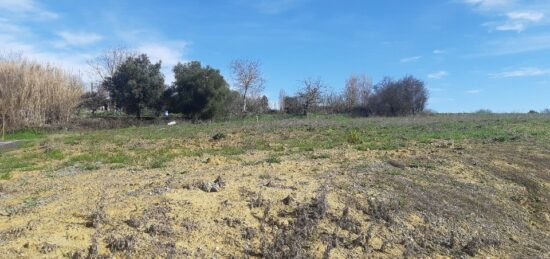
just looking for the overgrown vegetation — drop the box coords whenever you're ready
[0,57,83,131]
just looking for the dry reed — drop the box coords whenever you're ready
[0,57,83,131]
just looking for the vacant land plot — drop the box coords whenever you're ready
[0,114,549,258]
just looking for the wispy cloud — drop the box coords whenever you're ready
[0,0,58,19]
[466,89,482,94]
[428,71,449,79]
[507,11,544,22]
[492,11,545,32]
[462,0,514,11]
[474,33,550,56]
[462,0,548,32]
[433,49,447,55]
[491,67,550,78]
[55,31,103,47]
[400,56,421,63]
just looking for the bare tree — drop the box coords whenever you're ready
[298,78,324,116]
[230,59,265,113]
[323,91,346,114]
[87,48,135,110]
[344,73,372,111]
[279,89,286,113]
[88,47,135,87]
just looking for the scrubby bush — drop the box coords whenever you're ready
[0,57,83,131]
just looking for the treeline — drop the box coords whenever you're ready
[281,75,428,117]
[83,49,430,120]
[83,50,270,120]
[0,49,431,132]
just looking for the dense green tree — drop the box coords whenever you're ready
[168,61,231,120]
[103,54,165,118]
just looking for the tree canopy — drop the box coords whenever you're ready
[104,54,165,118]
[168,61,231,120]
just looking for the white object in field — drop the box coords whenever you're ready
[167,121,176,126]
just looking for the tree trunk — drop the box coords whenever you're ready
[137,108,141,119]
[1,114,5,141]
[242,88,248,113]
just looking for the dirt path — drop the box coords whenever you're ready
[0,141,24,152]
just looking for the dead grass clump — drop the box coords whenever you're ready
[199,176,226,192]
[0,57,83,131]
[0,226,26,240]
[181,218,199,231]
[242,227,258,240]
[262,189,329,258]
[105,235,136,253]
[125,216,143,228]
[38,242,57,254]
[366,197,399,224]
[86,205,106,228]
[334,207,362,234]
[248,191,268,209]
[461,236,500,256]
[146,224,174,236]
[144,204,172,220]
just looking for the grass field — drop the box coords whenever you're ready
[0,114,549,258]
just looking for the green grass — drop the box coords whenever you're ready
[0,114,548,180]
[4,129,46,141]
[265,155,282,164]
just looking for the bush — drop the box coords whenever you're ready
[166,61,231,120]
[0,57,83,131]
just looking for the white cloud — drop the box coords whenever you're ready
[466,89,482,94]
[495,22,525,32]
[136,41,188,83]
[55,31,103,47]
[0,0,58,19]
[136,41,187,67]
[462,0,513,11]
[491,67,550,78]
[428,71,449,79]
[491,11,546,32]
[462,0,548,32]
[400,56,421,63]
[433,49,447,54]
[507,11,544,22]
[0,34,95,81]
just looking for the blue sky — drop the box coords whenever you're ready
[1,0,549,112]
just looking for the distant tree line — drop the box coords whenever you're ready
[82,50,271,120]
[80,48,431,120]
[282,74,429,116]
